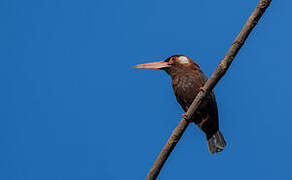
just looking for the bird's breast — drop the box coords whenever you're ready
[171,72,203,111]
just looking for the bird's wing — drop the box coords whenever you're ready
[198,69,208,83]
[198,69,217,103]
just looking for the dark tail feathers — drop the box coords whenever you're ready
[207,130,226,154]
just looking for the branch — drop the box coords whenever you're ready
[146,0,272,179]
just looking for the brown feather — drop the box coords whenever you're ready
[165,55,220,139]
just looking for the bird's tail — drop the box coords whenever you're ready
[207,130,226,154]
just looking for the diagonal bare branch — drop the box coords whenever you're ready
[146,0,272,179]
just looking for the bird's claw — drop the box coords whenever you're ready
[199,87,205,93]
[182,113,187,119]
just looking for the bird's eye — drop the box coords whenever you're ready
[170,57,175,63]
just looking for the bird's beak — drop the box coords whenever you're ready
[133,61,171,69]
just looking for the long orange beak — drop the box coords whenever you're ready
[133,61,171,69]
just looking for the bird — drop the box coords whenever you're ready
[133,55,226,154]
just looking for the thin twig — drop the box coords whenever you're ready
[146,0,272,179]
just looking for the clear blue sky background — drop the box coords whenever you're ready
[0,0,291,179]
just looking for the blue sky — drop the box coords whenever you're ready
[0,0,291,179]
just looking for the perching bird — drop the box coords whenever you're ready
[134,55,226,154]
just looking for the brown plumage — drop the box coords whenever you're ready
[134,55,226,154]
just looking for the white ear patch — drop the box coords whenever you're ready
[177,56,189,64]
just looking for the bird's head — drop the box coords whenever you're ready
[133,55,200,74]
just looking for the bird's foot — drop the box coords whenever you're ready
[199,87,205,93]
[182,113,187,119]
